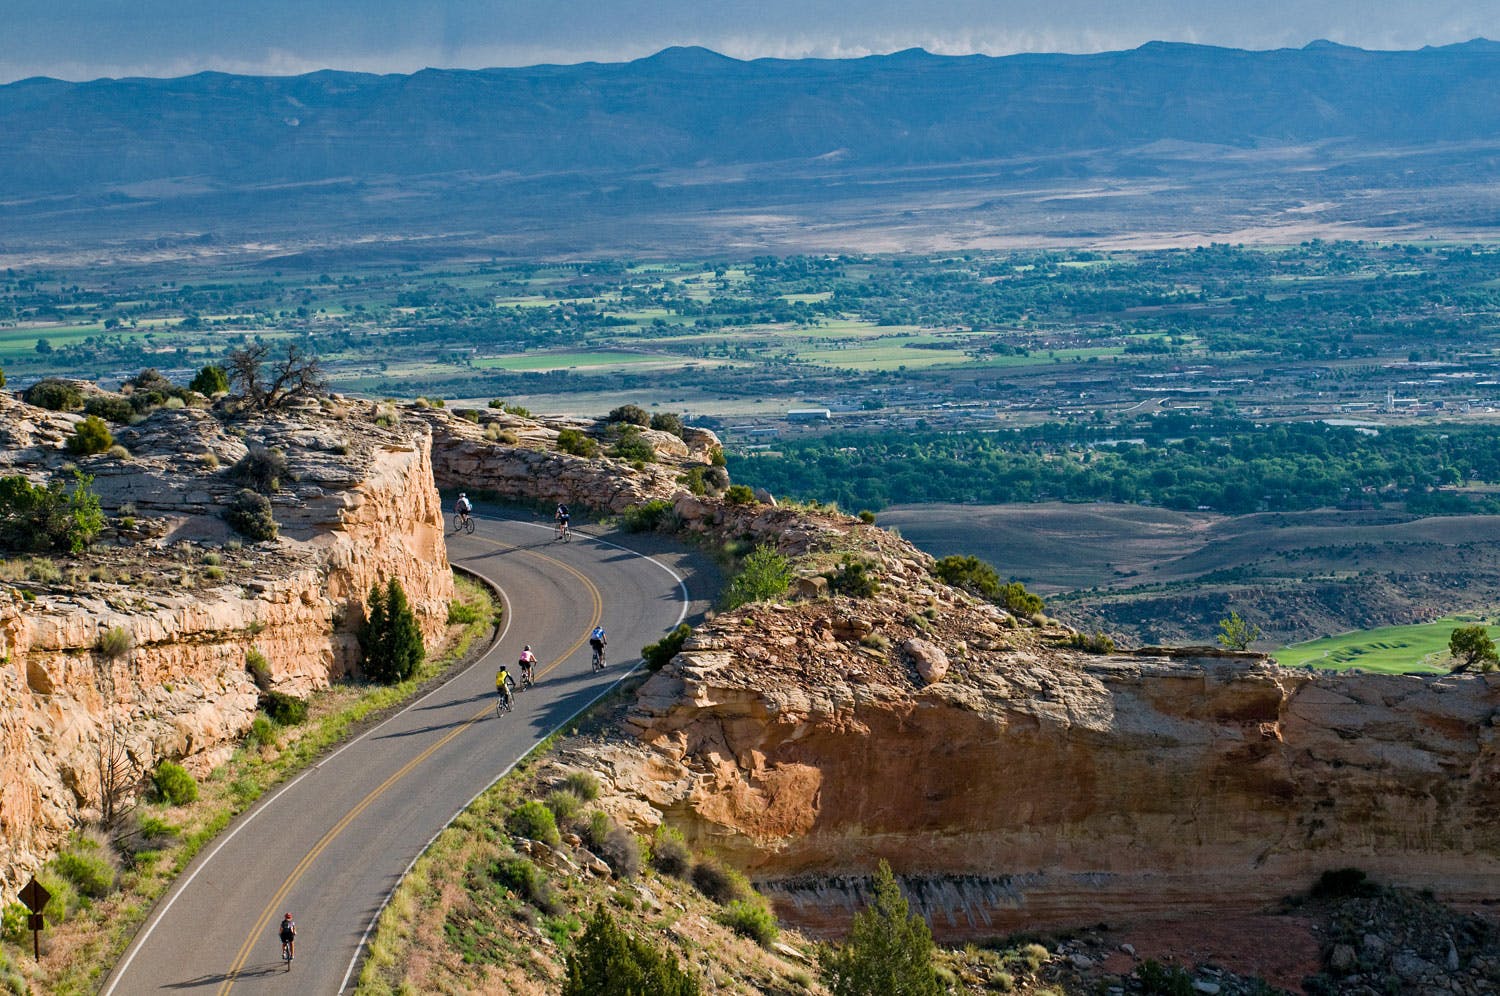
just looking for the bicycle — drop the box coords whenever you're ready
[281,939,293,964]
[520,666,535,690]
[452,511,475,535]
[496,684,513,716]
[555,521,571,542]
[591,644,606,672]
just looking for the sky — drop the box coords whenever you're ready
[4,0,1499,82]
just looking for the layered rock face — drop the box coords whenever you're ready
[0,390,451,894]
[418,407,722,512]
[580,494,1500,939]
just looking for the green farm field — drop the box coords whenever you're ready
[1273,616,1498,673]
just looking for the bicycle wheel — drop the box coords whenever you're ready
[463,515,476,534]
[452,514,462,533]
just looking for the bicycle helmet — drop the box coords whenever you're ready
[284,913,293,920]
[524,644,531,651]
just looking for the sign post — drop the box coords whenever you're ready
[18,876,50,961]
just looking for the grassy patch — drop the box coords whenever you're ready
[1275,614,1495,673]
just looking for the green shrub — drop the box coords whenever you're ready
[690,856,751,905]
[933,555,1002,601]
[230,447,290,493]
[585,810,612,851]
[67,415,114,456]
[825,558,880,598]
[447,599,482,625]
[151,760,199,805]
[136,814,180,841]
[725,484,756,505]
[710,446,726,467]
[642,623,691,672]
[507,799,561,846]
[84,394,137,424]
[1135,960,1195,996]
[1000,581,1045,617]
[718,898,779,947]
[224,488,278,541]
[678,466,709,495]
[51,833,118,899]
[651,825,692,877]
[564,904,701,996]
[0,903,25,943]
[610,428,655,463]
[246,714,277,749]
[1067,629,1116,653]
[819,861,940,996]
[546,789,584,823]
[359,578,426,684]
[263,691,308,725]
[489,856,563,915]
[606,404,651,426]
[190,364,230,396]
[721,546,793,610]
[0,471,104,554]
[37,871,77,926]
[245,647,272,689]
[622,498,674,533]
[557,428,600,457]
[649,412,686,437]
[96,625,133,660]
[858,510,877,524]
[565,770,601,801]
[483,423,519,443]
[23,378,83,411]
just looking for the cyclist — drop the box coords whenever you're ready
[455,492,473,527]
[554,502,571,540]
[589,626,607,670]
[495,664,515,712]
[279,913,296,962]
[518,644,538,687]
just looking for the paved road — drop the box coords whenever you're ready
[102,506,711,995]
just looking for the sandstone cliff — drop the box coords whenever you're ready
[417,405,722,511]
[0,389,451,895]
[566,491,1500,939]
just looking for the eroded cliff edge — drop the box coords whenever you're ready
[552,491,1500,939]
[0,389,451,894]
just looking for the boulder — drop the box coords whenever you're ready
[903,637,949,684]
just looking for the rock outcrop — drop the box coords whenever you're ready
[572,492,1500,940]
[0,390,451,894]
[417,406,722,512]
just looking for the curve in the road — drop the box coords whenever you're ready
[101,509,707,996]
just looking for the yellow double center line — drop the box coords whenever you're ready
[216,537,601,993]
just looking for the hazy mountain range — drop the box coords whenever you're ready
[5,40,1500,261]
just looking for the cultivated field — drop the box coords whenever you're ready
[1273,616,1498,674]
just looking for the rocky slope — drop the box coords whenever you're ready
[417,405,722,511]
[0,388,451,894]
[553,487,1500,940]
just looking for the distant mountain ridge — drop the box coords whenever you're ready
[5,40,1500,255]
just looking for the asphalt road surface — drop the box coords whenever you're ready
[101,504,713,995]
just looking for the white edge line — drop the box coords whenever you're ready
[336,529,690,993]
[102,564,514,996]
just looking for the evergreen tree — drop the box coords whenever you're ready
[360,579,424,683]
[564,905,700,996]
[820,861,940,996]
